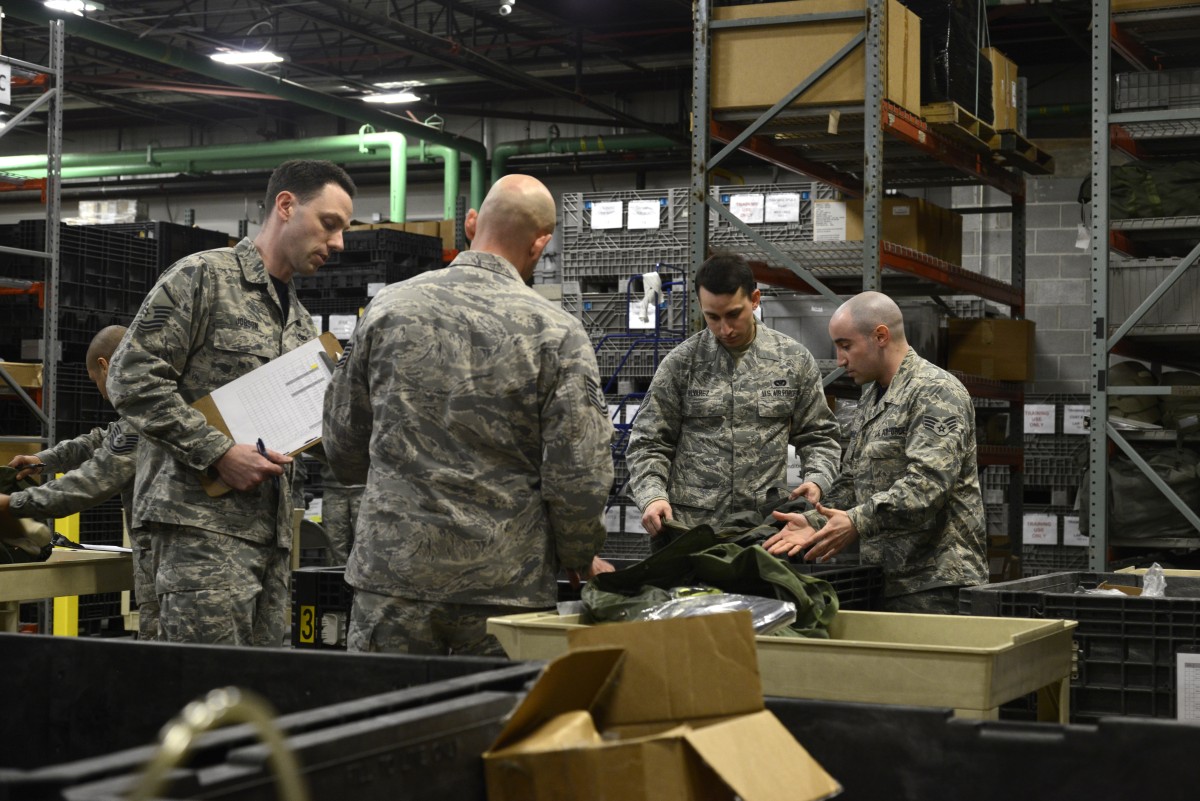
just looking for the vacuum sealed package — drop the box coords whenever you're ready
[634,591,798,635]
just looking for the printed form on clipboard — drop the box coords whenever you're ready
[192,331,342,496]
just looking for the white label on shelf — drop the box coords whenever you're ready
[367,282,385,297]
[604,506,621,533]
[1024,404,1056,434]
[607,404,623,425]
[0,66,10,106]
[627,301,657,330]
[1062,515,1088,547]
[590,201,623,229]
[1178,653,1200,722]
[304,496,323,523]
[1064,405,1090,435]
[627,199,661,230]
[813,200,847,242]
[329,314,357,341]
[890,204,912,217]
[624,505,646,534]
[1022,513,1058,545]
[310,315,322,333]
[764,192,801,223]
[729,193,765,224]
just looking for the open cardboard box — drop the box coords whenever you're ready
[484,611,840,801]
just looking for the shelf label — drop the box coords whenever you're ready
[729,193,765,224]
[0,66,10,106]
[1062,515,1088,547]
[590,201,623,230]
[1178,652,1200,722]
[310,314,322,334]
[627,199,661,230]
[624,505,646,534]
[764,192,801,224]
[812,200,847,242]
[627,301,657,330]
[1064,405,1090,435]
[1024,404,1056,434]
[329,314,357,341]
[1022,513,1058,545]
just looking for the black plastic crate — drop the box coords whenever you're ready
[960,571,1200,721]
[77,591,123,621]
[341,227,443,257]
[0,633,539,799]
[106,220,232,273]
[299,296,370,318]
[790,561,885,611]
[292,565,354,649]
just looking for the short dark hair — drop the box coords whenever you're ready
[695,252,755,297]
[264,160,357,211]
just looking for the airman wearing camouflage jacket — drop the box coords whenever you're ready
[323,249,613,609]
[627,255,841,534]
[823,348,989,599]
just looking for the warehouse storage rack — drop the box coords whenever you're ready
[1089,1,1200,567]
[692,0,1039,545]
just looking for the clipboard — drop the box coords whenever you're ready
[194,331,343,497]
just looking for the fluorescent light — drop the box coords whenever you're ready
[362,91,421,104]
[210,50,285,65]
[44,0,104,14]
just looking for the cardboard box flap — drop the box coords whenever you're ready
[684,710,842,801]
[566,612,763,727]
[490,646,626,751]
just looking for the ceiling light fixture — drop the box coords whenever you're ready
[210,50,285,65]
[43,0,104,15]
[499,1,515,16]
[362,91,422,105]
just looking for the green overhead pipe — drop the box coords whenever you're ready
[5,0,485,208]
[0,132,473,223]
[490,133,680,184]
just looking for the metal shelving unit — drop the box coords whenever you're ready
[0,20,64,453]
[1090,1,1200,566]
[691,0,1029,542]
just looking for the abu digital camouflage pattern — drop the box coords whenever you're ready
[319,462,363,565]
[108,238,317,548]
[33,425,108,474]
[820,349,988,599]
[626,324,841,529]
[323,250,613,608]
[347,589,534,656]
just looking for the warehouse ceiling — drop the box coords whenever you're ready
[0,0,1114,170]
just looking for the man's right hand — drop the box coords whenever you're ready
[641,499,673,537]
[214,443,289,492]
[8,454,43,481]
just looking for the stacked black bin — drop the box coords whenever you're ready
[901,0,994,123]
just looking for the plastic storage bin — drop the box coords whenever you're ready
[487,609,1077,720]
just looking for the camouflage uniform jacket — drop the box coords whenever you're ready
[108,238,317,547]
[323,251,613,607]
[10,419,137,531]
[821,349,988,597]
[33,425,108,474]
[626,324,841,529]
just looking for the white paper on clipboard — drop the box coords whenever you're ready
[209,337,333,454]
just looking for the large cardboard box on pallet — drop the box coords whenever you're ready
[838,197,963,265]
[982,47,1019,131]
[484,612,841,801]
[711,0,921,113]
[488,609,1076,721]
[947,318,1036,382]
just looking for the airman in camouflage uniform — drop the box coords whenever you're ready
[4,326,160,639]
[627,253,841,536]
[317,463,362,565]
[323,174,613,657]
[764,292,988,613]
[108,160,356,646]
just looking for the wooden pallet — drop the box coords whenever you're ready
[922,102,1056,176]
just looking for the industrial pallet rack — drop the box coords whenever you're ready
[1089,1,1200,567]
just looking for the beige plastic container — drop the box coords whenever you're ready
[487,610,1077,721]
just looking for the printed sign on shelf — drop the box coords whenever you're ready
[1022,513,1058,545]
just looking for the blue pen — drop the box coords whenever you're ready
[256,438,280,489]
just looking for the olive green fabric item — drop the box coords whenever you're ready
[582,523,839,638]
[0,466,53,564]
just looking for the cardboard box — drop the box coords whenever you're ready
[842,197,963,266]
[403,221,442,238]
[947,318,1036,382]
[712,0,921,113]
[488,609,1077,720]
[484,612,840,801]
[982,47,1019,131]
[438,218,458,252]
[0,362,43,390]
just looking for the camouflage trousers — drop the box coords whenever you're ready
[149,522,290,647]
[882,586,963,615]
[346,589,542,657]
[321,485,363,566]
[129,528,160,641]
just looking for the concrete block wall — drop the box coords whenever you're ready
[956,172,1092,396]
